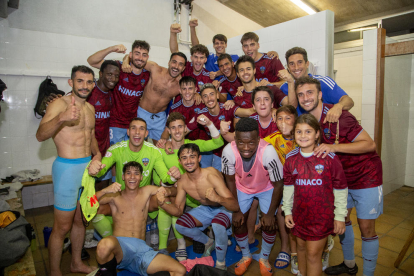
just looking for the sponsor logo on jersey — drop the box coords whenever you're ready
[105,151,112,157]
[219,115,225,121]
[141,79,145,86]
[142,158,149,166]
[295,179,322,185]
[95,101,101,106]
[260,66,266,74]
[315,164,324,175]
[123,77,129,82]
[293,168,298,175]
[247,173,253,177]
[118,85,143,97]
[96,111,110,119]
[324,128,331,139]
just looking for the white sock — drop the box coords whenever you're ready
[177,238,186,250]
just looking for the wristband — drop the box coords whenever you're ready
[207,123,219,138]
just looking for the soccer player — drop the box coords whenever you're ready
[186,83,256,170]
[87,118,181,238]
[87,41,150,144]
[281,46,354,120]
[295,76,383,276]
[217,53,243,100]
[240,32,285,87]
[283,114,348,276]
[154,112,224,259]
[222,118,284,276]
[157,143,240,270]
[93,162,186,276]
[36,66,98,275]
[87,60,120,190]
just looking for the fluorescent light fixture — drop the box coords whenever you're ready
[289,0,316,15]
[348,26,377,32]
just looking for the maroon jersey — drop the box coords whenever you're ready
[284,148,348,240]
[182,62,213,92]
[87,85,111,155]
[188,103,239,156]
[109,61,150,129]
[255,54,285,83]
[249,113,278,138]
[319,104,383,190]
[169,100,208,140]
[271,85,287,108]
[233,89,253,108]
[219,75,242,98]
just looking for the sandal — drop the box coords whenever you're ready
[274,251,290,269]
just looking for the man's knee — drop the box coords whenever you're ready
[97,237,117,258]
[171,262,186,276]
[306,247,322,262]
[212,213,231,230]
[359,220,376,237]
[176,214,196,233]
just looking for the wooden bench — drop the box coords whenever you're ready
[20,175,53,186]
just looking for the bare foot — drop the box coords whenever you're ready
[70,262,97,274]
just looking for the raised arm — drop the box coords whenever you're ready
[170,23,182,53]
[96,182,122,205]
[87,44,127,69]
[157,180,187,217]
[189,19,200,46]
[234,107,255,117]
[206,173,240,212]
[36,96,78,142]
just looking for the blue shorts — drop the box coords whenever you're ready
[137,106,166,141]
[347,185,383,219]
[237,188,276,215]
[116,237,159,276]
[188,205,232,231]
[97,169,112,181]
[109,127,128,145]
[200,151,213,168]
[52,156,91,211]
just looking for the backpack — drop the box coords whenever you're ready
[0,211,31,268]
[34,76,65,118]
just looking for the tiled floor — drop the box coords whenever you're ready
[26,186,414,275]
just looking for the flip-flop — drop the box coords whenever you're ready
[274,251,290,269]
[234,239,259,253]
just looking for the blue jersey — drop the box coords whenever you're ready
[206,53,239,80]
[280,73,347,115]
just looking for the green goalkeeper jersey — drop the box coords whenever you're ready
[97,140,175,189]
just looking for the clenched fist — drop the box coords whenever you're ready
[171,23,182,33]
[205,187,220,203]
[103,182,122,194]
[111,44,127,54]
[189,19,198,27]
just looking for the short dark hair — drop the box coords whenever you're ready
[190,44,209,58]
[276,105,298,119]
[100,60,119,73]
[294,114,321,145]
[240,32,259,44]
[71,65,94,80]
[123,161,143,174]
[200,83,217,95]
[217,53,233,66]
[179,76,196,87]
[166,112,186,127]
[235,117,259,136]
[213,34,227,44]
[251,86,274,104]
[294,76,321,94]
[132,40,150,52]
[178,143,200,158]
[285,47,308,63]
[129,117,147,129]
[170,52,187,64]
[235,55,255,72]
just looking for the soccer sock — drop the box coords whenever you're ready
[212,223,230,263]
[157,208,172,250]
[258,231,276,260]
[172,216,186,249]
[92,214,113,238]
[175,213,209,244]
[235,232,251,258]
[361,235,379,276]
[339,221,355,264]
[97,256,117,276]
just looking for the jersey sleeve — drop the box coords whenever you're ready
[330,154,348,221]
[193,136,224,152]
[153,149,175,185]
[262,144,283,182]
[279,82,288,95]
[341,111,364,142]
[182,62,193,77]
[271,58,285,80]
[96,148,116,178]
[320,76,347,104]
[281,158,294,216]
[221,143,236,175]
[270,86,287,107]
[231,55,239,63]
[226,105,239,120]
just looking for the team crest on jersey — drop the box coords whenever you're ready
[219,115,225,121]
[105,151,112,158]
[142,158,149,166]
[198,81,204,86]
[260,66,266,74]
[324,128,331,139]
[315,164,324,175]
[141,79,145,86]
[194,108,200,113]
[123,77,129,82]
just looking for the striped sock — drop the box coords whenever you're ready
[259,231,276,260]
[361,235,379,276]
[235,232,251,257]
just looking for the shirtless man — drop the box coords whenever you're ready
[36,65,98,275]
[122,52,187,145]
[157,143,240,270]
[93,161,186,276]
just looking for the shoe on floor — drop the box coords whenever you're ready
[175,248,187,262]
[322,251,329,271]
[62,237,71,253]
[291,253,299,275]
[215,261,227,271]
[325,262,358,275]
[259,258,273,276]
[234,256,252,275]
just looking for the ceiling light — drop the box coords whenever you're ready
[348,26,377,32]
[289,0,316,15]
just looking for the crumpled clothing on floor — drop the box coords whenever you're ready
[179,256,214,272]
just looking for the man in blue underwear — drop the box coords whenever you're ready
[36,65,99,275]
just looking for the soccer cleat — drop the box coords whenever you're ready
[259,258,273,276]
[215,261,227,271]
[327,235,334,251]
[325,262,358,275]
[322,251,329,271]
[291,254,299,275]
[234,256,252,275]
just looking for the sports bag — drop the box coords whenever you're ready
[34,76,65,118]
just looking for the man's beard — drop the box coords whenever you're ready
[73,88,91,99]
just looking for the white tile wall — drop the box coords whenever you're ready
[405,55,414,188]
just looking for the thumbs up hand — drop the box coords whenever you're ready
[60,96,80,122]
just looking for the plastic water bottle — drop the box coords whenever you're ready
[145,219,152,246]
[150,219,159,250]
